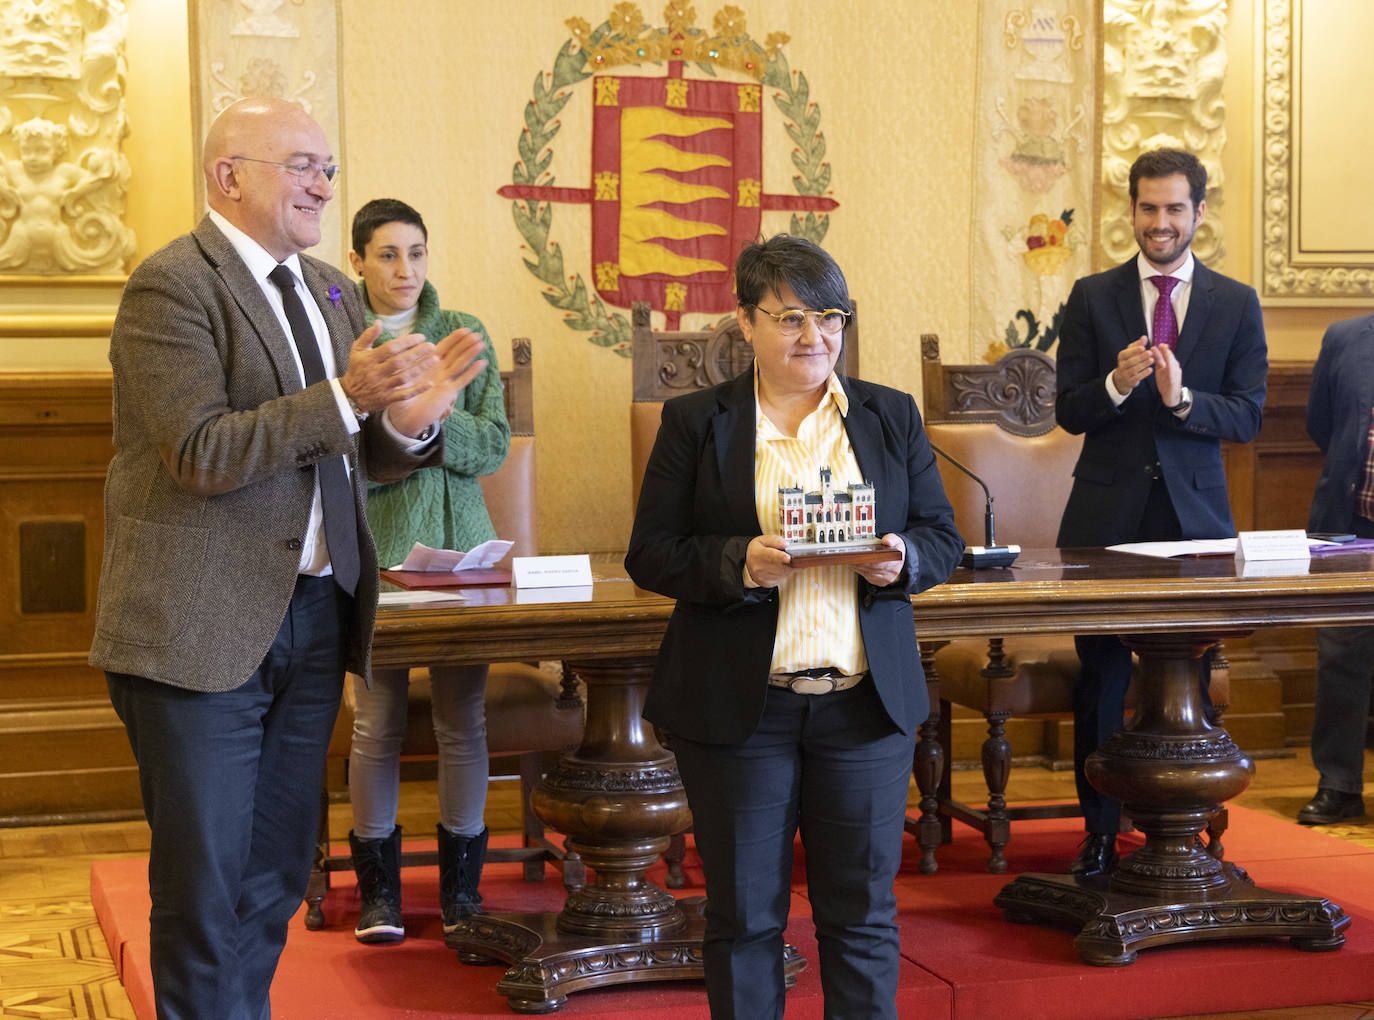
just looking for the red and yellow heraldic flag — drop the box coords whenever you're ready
[590,74,762,317]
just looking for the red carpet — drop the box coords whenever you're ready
[93,809,1374,1019]
[92,837,947,1018]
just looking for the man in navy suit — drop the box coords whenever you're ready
[1299,313,1374,825]
[1054,148,1268,875]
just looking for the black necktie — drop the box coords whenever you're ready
[267,263,361,595]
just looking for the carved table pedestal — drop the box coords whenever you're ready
[445,656,804,1012]
[993,632,1350,965]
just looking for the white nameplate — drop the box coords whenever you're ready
[1235,529,1311,563]
[515,584,595,605]
[513,554,594,589]
[1238,558,1312,579]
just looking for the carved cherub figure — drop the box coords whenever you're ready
[0,117,128,272]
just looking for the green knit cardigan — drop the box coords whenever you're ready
[361,280,511,569]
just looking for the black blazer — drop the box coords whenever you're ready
[1307,314,1374,532]
[625,370,964,745]
[1055,258,1268,546]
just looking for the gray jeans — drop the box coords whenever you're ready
[349,664,490,838]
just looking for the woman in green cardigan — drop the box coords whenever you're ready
[345,198,510,944]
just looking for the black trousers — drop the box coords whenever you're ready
[108,575,349,1020]
[671,680,914,1020]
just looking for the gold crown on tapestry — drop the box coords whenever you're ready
[568,4,790,82]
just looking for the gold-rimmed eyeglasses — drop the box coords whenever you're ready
[231,156,340,183]
[751,305,850,337]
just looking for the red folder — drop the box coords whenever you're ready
[380,568,512,589]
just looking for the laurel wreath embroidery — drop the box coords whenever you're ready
[507,11,833,356]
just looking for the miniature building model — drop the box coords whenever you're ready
[779,467,878,551]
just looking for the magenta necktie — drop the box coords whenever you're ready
[1150,275,1179,351]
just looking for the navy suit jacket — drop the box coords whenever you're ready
[1306,313,1374,532]
[624,369,964,746]
[1055,257,1268,546]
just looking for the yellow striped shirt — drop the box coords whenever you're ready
[754,371,868,676]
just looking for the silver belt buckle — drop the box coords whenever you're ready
[789,673,841,695]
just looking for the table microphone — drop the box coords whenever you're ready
[929,443,1020,568]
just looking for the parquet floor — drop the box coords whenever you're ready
[1,748,1370,1020]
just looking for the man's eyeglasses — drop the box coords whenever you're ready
[231,156,340,183]
[752,306,850,337]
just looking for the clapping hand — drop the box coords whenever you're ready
[1111,336,1153,394]
[339,322,441,414]
[385,328,487,439]
[1151,342,1183,407]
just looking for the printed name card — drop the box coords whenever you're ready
[1237,558,1312,579]
[1235,529,1311,563]
[515,585,595,605]
[513,554,594,589]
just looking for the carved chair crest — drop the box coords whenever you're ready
[920,334,1056,437]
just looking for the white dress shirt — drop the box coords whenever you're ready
[208,209,358,577]
[1104,251,1197,410]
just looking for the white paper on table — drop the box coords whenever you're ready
[394,539,514,573]
[512,554,594,588]
[1107,539,1238,559]
[378,589,466,606]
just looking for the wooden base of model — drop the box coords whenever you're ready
[788,543,902,569]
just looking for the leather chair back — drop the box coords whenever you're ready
[918,337,1074,546]
[924,421,1080,549]
[479,338,536,562]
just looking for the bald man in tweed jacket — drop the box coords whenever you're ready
[91,98,485,1020]
[90,215,416,688]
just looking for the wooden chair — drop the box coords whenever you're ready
[907,335,1229,874]
[304,339,586,930]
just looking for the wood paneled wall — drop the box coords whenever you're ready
[0,374,142,823]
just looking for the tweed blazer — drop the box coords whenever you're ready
[1306,313,1374,532]
[1055,258,1268,546]
[625,369,964,745]
[89,216,441,691]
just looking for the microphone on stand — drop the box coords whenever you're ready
[929,443,1020,569]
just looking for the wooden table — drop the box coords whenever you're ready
[372,549,1373,1004]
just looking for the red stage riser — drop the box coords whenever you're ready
[92,811,1374,1019]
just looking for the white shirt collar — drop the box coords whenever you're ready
[208,208,305,284]
[1136,249,1195,285]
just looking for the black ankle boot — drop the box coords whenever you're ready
[349,826,404,944]
[438,824,487,932]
